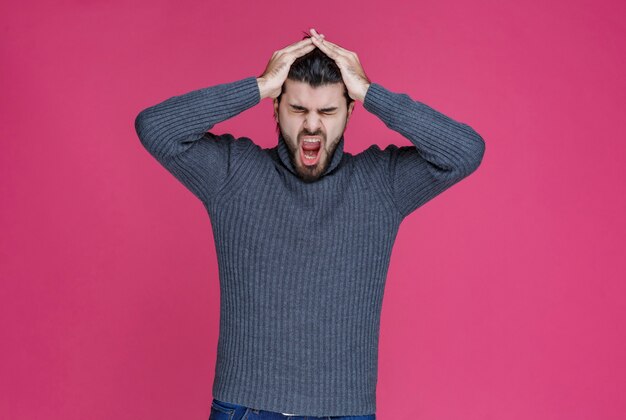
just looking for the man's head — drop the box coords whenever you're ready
[274,42,356,183]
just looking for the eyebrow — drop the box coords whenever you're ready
[288,103,339,113]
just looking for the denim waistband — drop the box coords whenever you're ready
[211,398,375,419]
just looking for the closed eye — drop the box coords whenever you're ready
[289,104,338,115]
[291,110,334,116]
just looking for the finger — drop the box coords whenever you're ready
[292,39,317,53]
[281,42,316,63]
[310,28,324,40]
[284,37,314,52]
[279,37,314,54]
[319,39,353,56]
[310,36,343,59]
[291,42,317,58]
[310,33,352,57]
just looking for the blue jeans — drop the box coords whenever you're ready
[209,398,376,420]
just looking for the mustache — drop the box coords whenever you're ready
[299,131,325,138]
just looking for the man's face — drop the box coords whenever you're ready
[274,79,355,183]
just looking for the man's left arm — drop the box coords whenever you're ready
[308,29,485,218]
[362,82,486,218]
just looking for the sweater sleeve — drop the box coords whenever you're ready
[134,76,261,204]
[362,83,485,219]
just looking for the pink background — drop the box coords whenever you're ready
[2,0,625,419]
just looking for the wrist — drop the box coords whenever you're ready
[257,77,268,100]
[358,83,371,103]
[364,83,372,99]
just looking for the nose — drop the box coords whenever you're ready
[303,115,322,133]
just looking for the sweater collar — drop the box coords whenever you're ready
[277,132,345,177]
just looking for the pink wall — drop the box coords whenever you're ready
[1,0,625,419]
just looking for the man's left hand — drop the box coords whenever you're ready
[309,28,371,102]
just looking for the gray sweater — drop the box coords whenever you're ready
[134,76,485,417]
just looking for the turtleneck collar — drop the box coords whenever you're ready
[276,132,345,178]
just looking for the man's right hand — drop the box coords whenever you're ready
[256,33,324,100]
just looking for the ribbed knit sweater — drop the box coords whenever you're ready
[134,76,485,417]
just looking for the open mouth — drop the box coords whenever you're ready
[300,137,322,166]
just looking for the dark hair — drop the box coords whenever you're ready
[274,32,354,133]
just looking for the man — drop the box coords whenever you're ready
[134,28,485,419]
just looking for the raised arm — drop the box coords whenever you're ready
[134,36,319,204]
[134,77,260,203]
[362,83,485,218]
[309,29,485,218]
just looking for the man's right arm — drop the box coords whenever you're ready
[134,76,261,204]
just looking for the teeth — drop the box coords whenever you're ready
[303,138,320,143]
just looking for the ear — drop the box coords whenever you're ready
[346,101,355,122]
[273,98,279,122]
